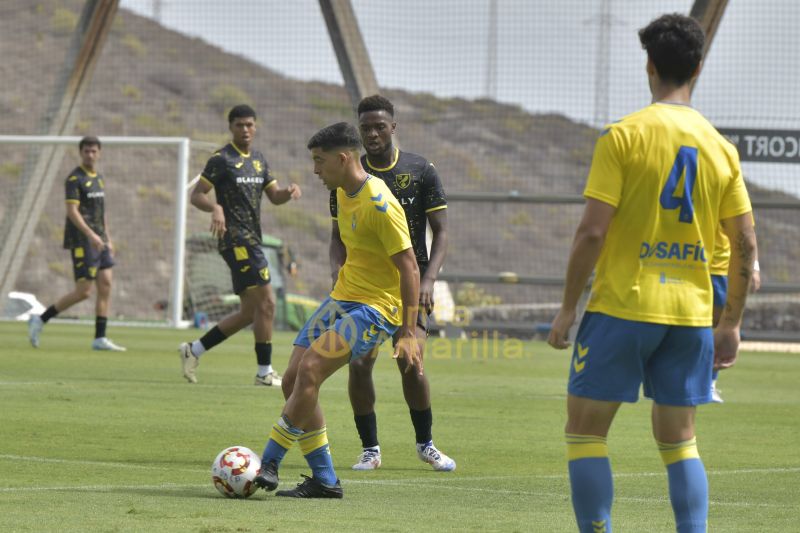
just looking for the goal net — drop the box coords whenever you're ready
[0,135,215,327]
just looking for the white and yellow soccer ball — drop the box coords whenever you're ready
[211,446,261,498]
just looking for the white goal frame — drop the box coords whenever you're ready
[0,135,192,328]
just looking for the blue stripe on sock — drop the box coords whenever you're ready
[304,444,337,486]
[568,457,613,533]
[666,458,708,533]
[262,439,289,466]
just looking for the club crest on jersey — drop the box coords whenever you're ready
[395,173,411,189]
[253,160,262,173]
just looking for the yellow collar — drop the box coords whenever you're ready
[366,147,399,172]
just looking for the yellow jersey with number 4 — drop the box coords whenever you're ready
[584,103,752,326]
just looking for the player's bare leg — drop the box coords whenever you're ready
[180,287,258,383]
[247,285,280,385]
[282,344,324,429]
[29,280,92,348]
[348,350,383,469]
[91,268,125,351]
[399,330,454,471]
[397,330,430,410]
[95,268,112,318]
[256,331,349,498]
[56,279,94,311]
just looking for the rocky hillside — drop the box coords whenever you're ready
[1,0,796,326]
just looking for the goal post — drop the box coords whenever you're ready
[0,135,203,328]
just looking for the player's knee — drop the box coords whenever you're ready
[75,285,92,301]
[97,277,111,293]
[281,368,295,399]
[296,356,323,391]
[349,356,374,383]
[256,295,275,320]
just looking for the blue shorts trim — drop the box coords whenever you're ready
[711,274,728,308]
[567,312,713,406]
[293,297,398,361]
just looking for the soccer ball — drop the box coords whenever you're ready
[211,446,261,498]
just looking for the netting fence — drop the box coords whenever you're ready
[2,0,798,338]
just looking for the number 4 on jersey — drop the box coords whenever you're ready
[659,146,698,223]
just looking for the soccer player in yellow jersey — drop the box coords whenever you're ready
[330,95,454,472]
[548,14,757,533]
[709,227,761,402]
[253,122,421,498]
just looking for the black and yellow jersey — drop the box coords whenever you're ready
[63,165,106,249]
[330,148,447,274]
[200,143,277,252]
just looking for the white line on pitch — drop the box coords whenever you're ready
[343,479,789,508]
[0,454,201,474]
[0,480,789,509]
[2,454,798,488]
[0,483,206,493]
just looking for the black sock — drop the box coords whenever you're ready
[41,305,58,323]
[95,316,108,339]
[410,408,433,444]
[354,412,379,449]
[255,341,272,366]
[199,326,227,351]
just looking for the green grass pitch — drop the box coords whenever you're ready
[0,322,798,532]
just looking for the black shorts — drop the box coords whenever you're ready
[220,245,271,294]
[71,246,114,281]
[391,309,432,346]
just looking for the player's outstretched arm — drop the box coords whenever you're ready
[716,213,757,369]
[548,198,615,349]
[391,247,422,375]
[66,202,104,250]
[265,182,302,205]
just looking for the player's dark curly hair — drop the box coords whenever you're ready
[307,122,361,151]
[228,104,257,123]
[357,94,394,117]
[639,14,704,85]
[79,136,101,150]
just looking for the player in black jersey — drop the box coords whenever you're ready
[28,136,126,351]
[331,95,454,471]
[180,105,301,386]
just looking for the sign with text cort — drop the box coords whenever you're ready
[717,128,800,163]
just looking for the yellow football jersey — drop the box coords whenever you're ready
[709,226,730,276]
[710,211,756,276]
[331,176,412,326]
[584,103,752,326]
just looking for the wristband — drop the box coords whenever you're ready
[753,260,760,272]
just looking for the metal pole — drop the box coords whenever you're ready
[484,0,498,99]
[170,138,191,328]
[689,0,730,92]
[318,0,380,110]
[0,0,119,306]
